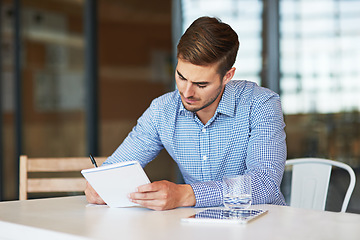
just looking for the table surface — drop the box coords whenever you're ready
[0,196,359,240]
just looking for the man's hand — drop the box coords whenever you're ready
[84,181,106,205]
[128,180,196,211]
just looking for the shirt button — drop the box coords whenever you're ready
[203,155,208,160]
[202,128,206,133]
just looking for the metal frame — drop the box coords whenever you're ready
[14,0,22,200]
[0,0,3,200]
[286,158,356,212]
[84,0,99,156]
[172,0,182,72]
[172,0,185,183]
[262,0,280,94]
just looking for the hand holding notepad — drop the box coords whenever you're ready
[81,161,150,208]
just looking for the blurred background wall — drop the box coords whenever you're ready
[0,0,176,200]
[1,0,359,212]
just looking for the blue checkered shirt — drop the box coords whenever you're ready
[104,80,287,207]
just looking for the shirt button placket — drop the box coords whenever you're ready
[200,127,211,181]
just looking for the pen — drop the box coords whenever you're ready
[89,154,98,168]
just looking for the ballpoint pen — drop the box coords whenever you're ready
[89,154,98,168]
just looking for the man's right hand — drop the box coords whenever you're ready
[84,181,106,205]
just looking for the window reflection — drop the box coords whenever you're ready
[280,0,360,114]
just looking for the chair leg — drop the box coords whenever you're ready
[19,155,28,200]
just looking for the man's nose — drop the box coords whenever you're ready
[183,83,194,98]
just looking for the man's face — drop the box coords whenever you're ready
[175,58,225,114]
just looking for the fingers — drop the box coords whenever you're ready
[84,181,106,205]
[136,182,163,193]
[129,180,177,211]
[131,199,168,211]
[129,181,167,201]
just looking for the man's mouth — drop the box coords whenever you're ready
[183,97,198,104]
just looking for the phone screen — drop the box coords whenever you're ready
[181,209,268,224]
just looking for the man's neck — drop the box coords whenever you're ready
[196,99,221,125]
[196,112,213,125]
[196,87,226,125]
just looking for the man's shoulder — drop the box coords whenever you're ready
[149,90,181,112]
[230,80,279,100]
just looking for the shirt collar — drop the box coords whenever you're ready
[178,92,195,118]
[216,83,235,117]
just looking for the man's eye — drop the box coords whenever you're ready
[178,75,186,80]
[198,85,207,88]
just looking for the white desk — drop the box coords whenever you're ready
[0,196,359,240]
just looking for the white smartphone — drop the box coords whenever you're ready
[181,209,268,224]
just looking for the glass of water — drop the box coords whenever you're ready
[223,175,252,210]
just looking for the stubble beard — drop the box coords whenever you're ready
[182,83,224,113]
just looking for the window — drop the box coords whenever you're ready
[280,0,360,114]
[181,0,263,85]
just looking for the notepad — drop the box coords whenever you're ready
[81,161,150,208]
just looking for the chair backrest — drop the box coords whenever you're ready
[285,158,356,212]
[19,155,107,200]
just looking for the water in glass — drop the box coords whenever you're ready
[224,193,252,209]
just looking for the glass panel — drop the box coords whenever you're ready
[98,0,177,183]
[1,0,86,200]
[181,0,263,85]
[20,0,86,157]
[0,0,177,200]
[280,0,360,114]
[1,0,17,200]
[280,0,360,168]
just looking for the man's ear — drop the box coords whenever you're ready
[223,67,236,84]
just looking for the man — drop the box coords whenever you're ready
[85,16,287,210]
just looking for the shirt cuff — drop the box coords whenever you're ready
[190,181,223,208]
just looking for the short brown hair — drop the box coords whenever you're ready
[177,16,239,78]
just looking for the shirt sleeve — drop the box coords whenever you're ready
[102,101,164,167]
[190,181,223,208]
[245,92,287,205]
